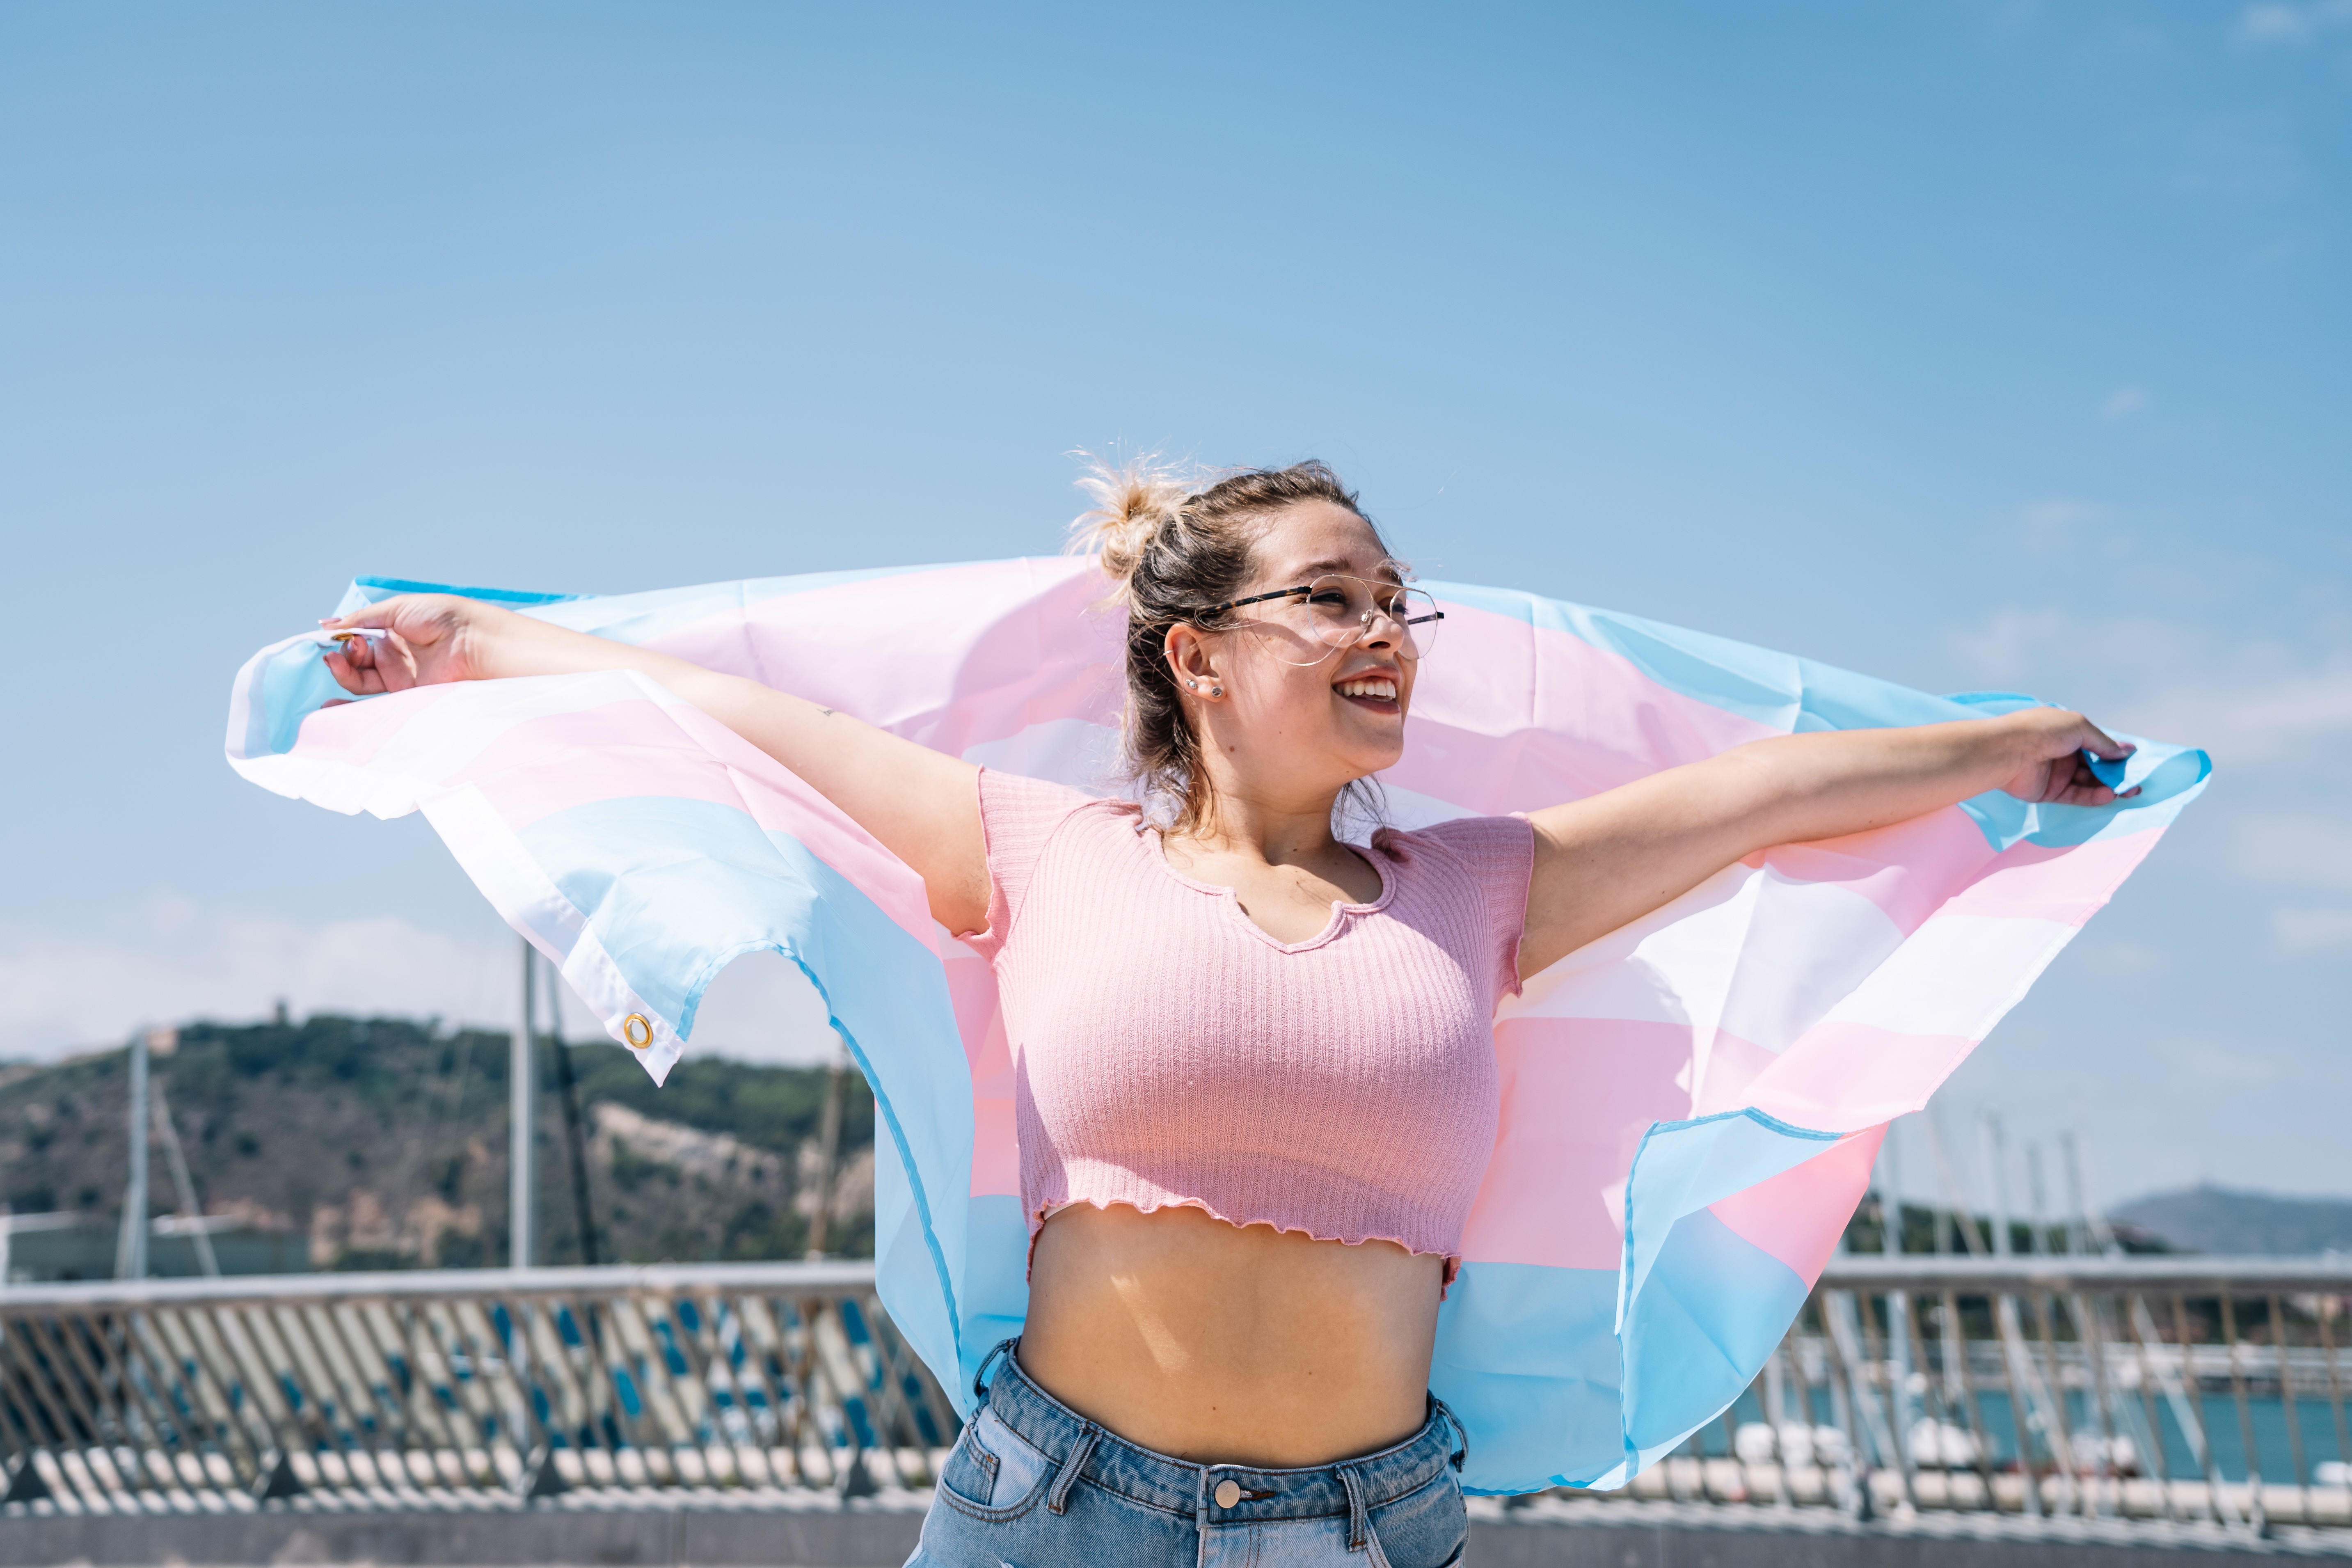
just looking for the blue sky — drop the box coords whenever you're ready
[2,2,2345,1207]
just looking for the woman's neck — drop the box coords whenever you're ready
[1174,781,1346,870]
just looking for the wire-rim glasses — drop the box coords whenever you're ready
[1195,574,1444,666]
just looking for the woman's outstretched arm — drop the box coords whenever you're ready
[320,595,989,934]
[1515,710,2137,979]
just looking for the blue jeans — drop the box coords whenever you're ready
[907,1342,1469,1567]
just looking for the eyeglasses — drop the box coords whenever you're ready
[1195,574,1444,666]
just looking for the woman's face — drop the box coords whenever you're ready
[1166,500,1419,801]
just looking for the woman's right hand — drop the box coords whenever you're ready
[320,595,520,694]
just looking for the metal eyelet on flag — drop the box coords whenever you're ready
[622,1013,654,1050]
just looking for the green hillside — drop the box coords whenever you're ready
[0,1015,877,1271]
[2112,1184,2352,1256]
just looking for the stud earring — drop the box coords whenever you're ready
[1210,686,1223,698]
[1186,680,1199,690]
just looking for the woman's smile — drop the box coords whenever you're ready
[1333,668,1403,714]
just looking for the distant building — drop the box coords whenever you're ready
[0,1211,309,1284]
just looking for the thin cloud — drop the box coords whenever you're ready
[2100,386,2149,421]
[0,897,843,1067]
[2069,937,2169,982]
[1944,606,2352,772]
[2271,906,2352,955]
[2020,499,2105,531]
[2231,813,2352,892]
[0,897,512,1061]
[2176,114,2303,200]
[2009,499,2136,565]
[1944,607,2072,686]
[2238,0,2352,44]
[2124,664,2352,770]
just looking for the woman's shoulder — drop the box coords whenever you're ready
[977,769,1139,837]
[1372,813,1536,986]
[1372,811,1533,862]
[967,772,1144,956]
[1370,812,1536,899]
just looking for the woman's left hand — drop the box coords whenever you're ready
[1996,708,2141,806]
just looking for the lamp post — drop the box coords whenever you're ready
[115,1030,149,1280]
[512,937,535,1270]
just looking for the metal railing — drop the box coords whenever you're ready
[0,1262,958,1515]
[5,1254,2348,1540]
[1589,1254,2352,1536]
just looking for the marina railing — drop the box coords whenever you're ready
[3,1255,2348,1538]
[1592,1253,2352,1536]
[0,1261,957,1516]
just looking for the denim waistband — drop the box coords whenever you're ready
[970,1340,1464,1524]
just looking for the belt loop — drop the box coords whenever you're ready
[1338,1464,1371,1553]
[1430,1394,1467,1472]
[1046,1422,1100,1515]
[972,1338,1016,1402]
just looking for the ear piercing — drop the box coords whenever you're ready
[1184,680,1224,698]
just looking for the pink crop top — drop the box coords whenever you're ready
[961,769,1535,1278]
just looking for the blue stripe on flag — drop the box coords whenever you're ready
[524,564,931,647]
[1432,1262,1623,1493]
[956,1195,1034,1407]
[1610,1108,1844,1481]
[1618,1207,1811,1463]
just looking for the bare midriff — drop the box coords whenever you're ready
[1016,1201,1445,1468]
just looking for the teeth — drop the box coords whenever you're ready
[1336,678,1398,700]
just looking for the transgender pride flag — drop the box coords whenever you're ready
[226,557,2207,1494]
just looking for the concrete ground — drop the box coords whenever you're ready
[6,1491,2352,1566]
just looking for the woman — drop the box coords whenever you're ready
[322,459,2134,1566]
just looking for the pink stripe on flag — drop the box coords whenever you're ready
[1690,1031,1780,1119]
[1387,600,1783,814]
[1708,1126,1885,1287]
[291,672,1013,1177]
[1745,814,2166,939]
[1941,826,2165,925]
[1754,808,1995,936]
[1738,1021,1978,1133]
[430,689,938,948]
[450,700,903,859]
[450,700,755,823]
[288,682,467,767]
[647,559,1127,758]
[665,698,938,947]
[1459,1017,1700,1270]
[971,1097,1020,1201]
[944,952,1020,1198]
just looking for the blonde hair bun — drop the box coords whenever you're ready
[1066,452,1201,595]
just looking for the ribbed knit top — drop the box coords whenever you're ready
[961,769,1535,1279]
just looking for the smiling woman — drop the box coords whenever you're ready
[1068,458,1431,842]
[309,456,2152,1567]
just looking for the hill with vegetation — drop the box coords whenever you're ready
[0,1014,876,1270]
[2111,1184,2352,1256]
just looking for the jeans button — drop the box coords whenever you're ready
[1214,1479,1241,1508]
